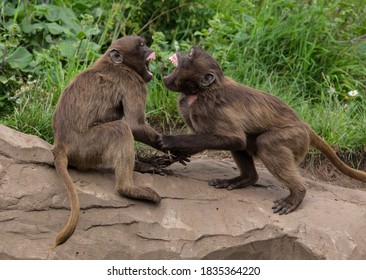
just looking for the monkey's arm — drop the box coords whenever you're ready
[122,92,189,164]
[160,134,246,155]
[122,91,162,149]
[128,119,190,165]
[130,121,161,149]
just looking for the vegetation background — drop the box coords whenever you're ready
[0,0,365,168]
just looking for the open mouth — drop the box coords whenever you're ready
[169,53,178,67]
[145,52,156,76]
[163,53,179,82]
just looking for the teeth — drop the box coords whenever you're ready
[146,52,156,61]
[169,53,178,67]
[145,52,155,77]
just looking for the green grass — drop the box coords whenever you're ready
[1,0,365,167]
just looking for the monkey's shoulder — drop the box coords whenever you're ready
[63,69,107,92]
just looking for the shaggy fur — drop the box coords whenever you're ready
[52,36,161,247]
[161,47,366,215]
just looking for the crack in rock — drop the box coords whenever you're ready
[135,233,171,242]
[85,221,138,231]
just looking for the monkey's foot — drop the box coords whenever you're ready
[272,194,304,215]
[208,176,258,190]
[117,186,161,204]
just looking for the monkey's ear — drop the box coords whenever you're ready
[109,49,123,64]
[200,72,216,87]
[188,47,195,57]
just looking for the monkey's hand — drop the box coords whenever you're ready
[168,151,191,166]
[158,135,191,165]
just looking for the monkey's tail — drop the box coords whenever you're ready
[53,151,80,247]
[307,127,366,183]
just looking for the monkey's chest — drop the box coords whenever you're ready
[189,111,217,134]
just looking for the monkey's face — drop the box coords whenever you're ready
[109,36,156,82]
[163,47,223,94]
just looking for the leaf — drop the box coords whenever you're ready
[21,18,45,34]
[85,26,100,37]
[243,13,256,24]
[0,75,16,84]
[76,31,86,39]
[4,3,16,16]
[6,47,33,69]
[42,4,61,22]
[46,22,67,35]
[58,7,81,33]
[0,76,8,84]
[72,2,93,11]
[59,39,78,58]
[45,34,53,43]
[42,5,81,33]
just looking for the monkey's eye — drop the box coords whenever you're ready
[140,42,145,47]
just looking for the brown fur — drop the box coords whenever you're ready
[52,36,162,247]
[161,47,366,215]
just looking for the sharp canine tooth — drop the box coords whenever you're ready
[147,52,155,61]
[168,53,178,66]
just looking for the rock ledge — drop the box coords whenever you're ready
[0,125,365,259]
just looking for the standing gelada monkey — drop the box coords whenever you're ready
[160,47,366,215]
[52,36,168,247]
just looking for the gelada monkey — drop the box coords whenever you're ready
[52,36,175,247]
[160,46,366,215]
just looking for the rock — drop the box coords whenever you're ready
[0,125,366,259]
[0,125,54,165]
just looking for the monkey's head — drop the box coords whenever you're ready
[163,47,224,95]
[107,36,155,82]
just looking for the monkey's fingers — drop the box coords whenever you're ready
[272,196,301,215]
[152,156,178,167]
[171,153,191,166]
[155,157,178,166]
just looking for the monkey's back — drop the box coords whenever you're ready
[184,78,305,137]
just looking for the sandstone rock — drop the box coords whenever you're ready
[0,125,365,259]
[0,125,53,165]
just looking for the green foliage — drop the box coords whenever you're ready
[0,0,365,164]
[193,0,366,100]
[0,0,103,113]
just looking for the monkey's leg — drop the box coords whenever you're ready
[82,121,161,203]
[265,158,306,215]
[208,150,258,190]
[115,155,161,203]
[109,123,161,204]
[257,129,308,215]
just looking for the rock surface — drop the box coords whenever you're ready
[0,125,366,260]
